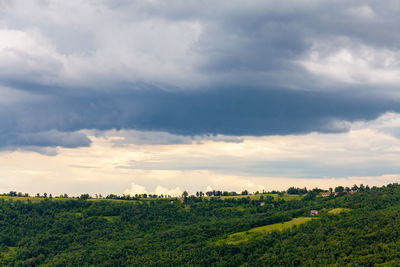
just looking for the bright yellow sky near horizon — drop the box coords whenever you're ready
[1,112,399,196]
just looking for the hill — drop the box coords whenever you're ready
[1,184,400,265]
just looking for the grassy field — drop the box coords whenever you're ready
[328,208,351,214]
[0,196,42,202]
[217,217,314,245]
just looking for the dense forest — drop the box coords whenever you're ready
[1,184,400,266]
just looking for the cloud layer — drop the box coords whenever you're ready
[1,0,400,151]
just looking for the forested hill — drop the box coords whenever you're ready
[2,184,400,266]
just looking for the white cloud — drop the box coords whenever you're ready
[0,28,64,84]
[0,1,204,88]
[205,186,213,192]
[123,182,182,196]
[298,40,400,86]
[153,185,182,196]
[123,182,148,196]
[352,112,400,139]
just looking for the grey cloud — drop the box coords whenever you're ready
[15,130,91,148]
[1,84,399,141]
[111,1,400,75]
[5,146,60,156]
[104,129,244,146]
[249,159,400,179]
[114,151,400,179]
[2,0,400,91]
[1,0,400,149]
[0,130,91,154]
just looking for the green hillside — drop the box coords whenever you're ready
[1,184,400,266]
[216,217,314,245]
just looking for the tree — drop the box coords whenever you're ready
[335,186,344,193]
[80,194,90,200]
[303,191,316,200]
[287,187,307,195]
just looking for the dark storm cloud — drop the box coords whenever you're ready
[0,129,91,150]
[1,84,398,147]
[1,0,400,150]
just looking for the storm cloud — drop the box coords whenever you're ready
[1,0,400,149]
[1,84,398,138]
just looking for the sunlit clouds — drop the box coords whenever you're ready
[0,113,399,195]
[1,1,400,194]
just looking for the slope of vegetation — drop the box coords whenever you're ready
[1,184,400,266]
[217,217,313,245]
[328,207,352,214]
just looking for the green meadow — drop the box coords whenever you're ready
[216,217,314,245]
[328,207,352,214]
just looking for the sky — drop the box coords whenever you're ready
[0,0,400,196]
